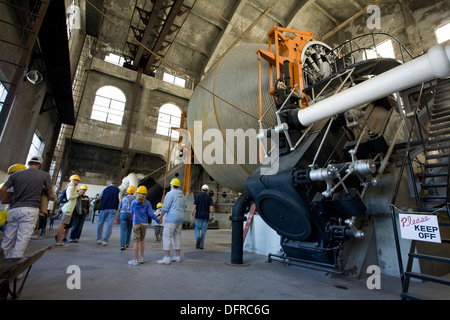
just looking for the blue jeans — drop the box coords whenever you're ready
[195,219,209,249]
[120,212,132,247]
[97,209,116,242]
[70,214,86,240]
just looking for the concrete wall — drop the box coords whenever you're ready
[324,0,449,59]
[65,56,192,185]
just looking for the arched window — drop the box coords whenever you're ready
[90,86,126,125]
[156,103,181,138]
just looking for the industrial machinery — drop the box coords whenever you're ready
[187,27,450,272]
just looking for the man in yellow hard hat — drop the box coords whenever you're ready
[0,156,53,258]
[157,177,185,264]
[69,184,90,243]
[56,174,80,247]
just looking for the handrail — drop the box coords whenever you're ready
[332,32,415,64]
[389,80,430,293]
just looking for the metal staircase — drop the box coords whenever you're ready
[393,78,450,300]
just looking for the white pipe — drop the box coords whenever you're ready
[118,172,145,193]
[297,45,450,127]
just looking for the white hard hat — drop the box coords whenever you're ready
[201,184,209,190]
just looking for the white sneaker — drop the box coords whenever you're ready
[138,258,144,264]
[157,256,171,265]
[97,240,102,244]
[171,256,181,263]
[56,242,69,247]
[102,241,108,246]
[128,259,139,266]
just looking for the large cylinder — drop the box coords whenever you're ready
[187,43,276,192]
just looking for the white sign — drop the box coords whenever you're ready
[399,214,441,243]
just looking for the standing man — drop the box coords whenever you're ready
[0,156,53,258]
[190,184,214,250]
[69,184,90,242]
[157,178,185,265]
[96,179,120,246]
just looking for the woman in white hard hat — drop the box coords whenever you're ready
[157,177,185,265]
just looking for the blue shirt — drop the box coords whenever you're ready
[193,192,214,220]
[130,199,160,225]
[119,195,136,213]
[161,188,185,224]
[100,185,120,210]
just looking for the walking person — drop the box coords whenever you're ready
[0,156,53,258]
[128,186,160,266]
[56,175,80,247]
[69,184,90,242]
[96,179,120,246]
[190,184,214,249]
[157,178,185,265]
[0,163,27,234]
[119,186,136,250]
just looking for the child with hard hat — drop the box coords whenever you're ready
[153,202,164,243]
[128,186,160,266]
[119,186,136,250]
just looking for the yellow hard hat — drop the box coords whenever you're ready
[69,174,81,181]
[7,163,26,175]
[127,186,136,194]
[170,178,181,187]
[80,185,88,190]
[156,202,163,208]
[0,210,8,227]
[137,186,147,194]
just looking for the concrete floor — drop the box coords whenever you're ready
[4,215,446,303]
[8,220,415,302]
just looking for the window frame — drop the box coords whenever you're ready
[156,103,182,139]
[90,86,126,126]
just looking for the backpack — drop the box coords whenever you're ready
[59,189,68,204]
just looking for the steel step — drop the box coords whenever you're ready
[425,152,449,160]
[432,109,450,119]
[425,152,449,161]
[421,182,447,188]
[431,115,450,125]
[420,194,447,200]
[430,105,450,115]
[424,161,448,169]
[405,272,450,286]
[426,143,450,152]
[422,171,448,178]
[429,122,450,132]
[416,207,447,213]
[408,253,450,264]
[429,128,450,137]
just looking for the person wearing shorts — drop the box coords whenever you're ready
[128,186,160,266]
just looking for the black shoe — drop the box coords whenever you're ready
[196,239,200,249]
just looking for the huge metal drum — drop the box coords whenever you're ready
[187,43,276,192]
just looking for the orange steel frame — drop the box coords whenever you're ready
[257,26,314,110]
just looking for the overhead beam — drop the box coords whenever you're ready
[132,1,164,69]
[144,0,185,74]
